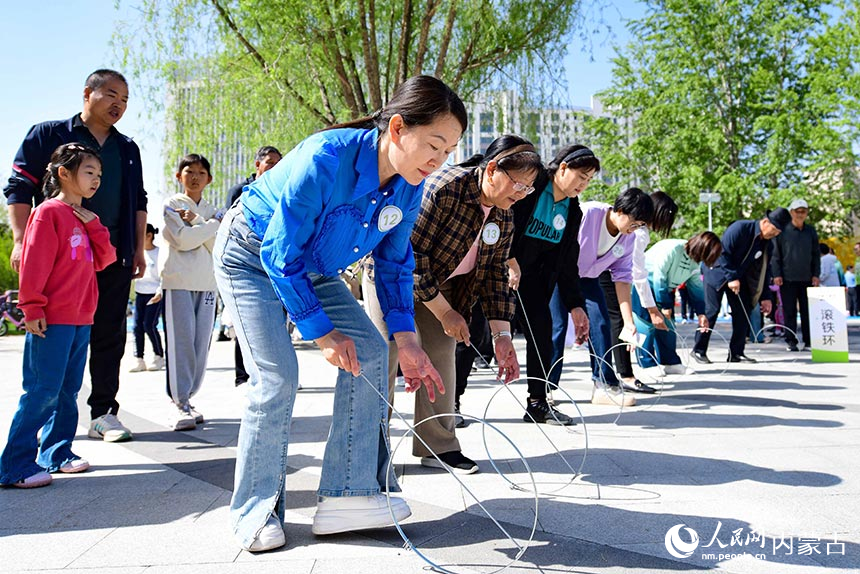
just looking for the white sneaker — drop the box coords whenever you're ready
[246,514,286,552]
[591,384,636,407]
[662,363,695,375]
[59,458,90,473]
[312,494,411,535]
[187,405,204,424]
[88,413,133,442]
[147,356,165,371]
[129,358,147,372]
[170,405,196,431]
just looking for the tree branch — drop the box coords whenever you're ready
[396,0,414,86]
[434,0,458,78]
[413,0,442,75]
[209,0,329,124]
[358,0,383,109]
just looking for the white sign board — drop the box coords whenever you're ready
[807,286,849,363]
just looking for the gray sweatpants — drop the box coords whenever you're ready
[164,289,217,407]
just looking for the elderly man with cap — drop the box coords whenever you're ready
[692,208,792,364]
[771,199,820,351]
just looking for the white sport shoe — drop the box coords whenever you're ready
[147,356,165,371]
[187,405,204,424]
[591,384,636,407]
[312,494,411,535]
[170,405,196,431]
[88,413,133,442]
[662,363,695,375]
[59,458,90,473]
[129,358,147,372]
[246,514,286,552]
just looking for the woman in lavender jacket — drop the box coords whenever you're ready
[577,188,653,405]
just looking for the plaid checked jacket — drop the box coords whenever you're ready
[410,165,516,322]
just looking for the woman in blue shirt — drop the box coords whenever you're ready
[213,76,467,552]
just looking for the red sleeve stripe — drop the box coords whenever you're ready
[12,164,40,185]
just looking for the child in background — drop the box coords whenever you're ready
[129,223,165,372]
[160,154,221,431]
[0,143,116,488]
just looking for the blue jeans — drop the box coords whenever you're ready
[580,277,619,386]
[133,292,163,358]
[547,285,568,386]
[631,288,682,368]
[213,206,397,548]
[0,325,91,484]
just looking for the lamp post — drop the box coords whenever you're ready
[699,191,721,231]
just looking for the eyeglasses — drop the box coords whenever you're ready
[628,221,648,231]
[499,168,536,196]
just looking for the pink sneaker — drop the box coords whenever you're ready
[12,471,52,489]
[60,459,90,474]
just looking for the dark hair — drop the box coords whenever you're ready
[327,75,467,134]
[255,146,281,162]
[146,223,159,236]
[458,135,542,177]
[613,187,654,223]
[820,243,831,255]
[685,231,722,268]
[177,153,211,175]
[42,143,102,199]
[547,144,601,178]
[649,191,678,238]
[85,69,128,91]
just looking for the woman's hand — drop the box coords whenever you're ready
[697,314,709,332]
[570,307,589,345]
[649,307,669,330]
[24,318,47,338]
[315,329,360,376]
[440,309,470,344]
[507,258,521,290]
[394,332,445,402]
[492,334,520,383]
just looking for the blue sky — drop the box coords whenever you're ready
[0,0,642,199]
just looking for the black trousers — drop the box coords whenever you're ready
[694,282,752,358]
[779,280,811,346]
[599,271,634,378]
[453,301,492,407]
[516,269,557,399]
[235,339,248,384]
[87,262,134,419]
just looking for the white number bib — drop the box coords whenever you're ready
[553,214,566,230]
[377,205,403,232]
[482,222,501,245]
[612,243,625,258]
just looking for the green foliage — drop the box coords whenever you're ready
[584,0,860,237]
[0,225,19,293]
[116,0,586,193]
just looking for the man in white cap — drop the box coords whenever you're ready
[771,199,820,351]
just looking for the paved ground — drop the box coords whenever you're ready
[0,320,858,574]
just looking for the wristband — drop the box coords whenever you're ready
[492,330,512,342]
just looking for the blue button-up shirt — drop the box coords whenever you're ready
[241,128,422,340]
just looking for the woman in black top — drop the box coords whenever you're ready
[507,145,600,425]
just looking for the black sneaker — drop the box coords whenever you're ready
[786,343,799,352]
[420,451,479,474]
[454,405,469,428]
[523,399,576,426]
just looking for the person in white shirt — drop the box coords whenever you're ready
[130,224,164,372]
[819,243,842,287]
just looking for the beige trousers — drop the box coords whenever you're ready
[363,275,460,458]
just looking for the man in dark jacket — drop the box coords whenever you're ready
[693,208,791,364]
[771,199,820,351]
[223,146,281,385]
[4,69,147,442]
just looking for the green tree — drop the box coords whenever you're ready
[583,0,860,236]
[116,0,588,191]
[0,225,19,293]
